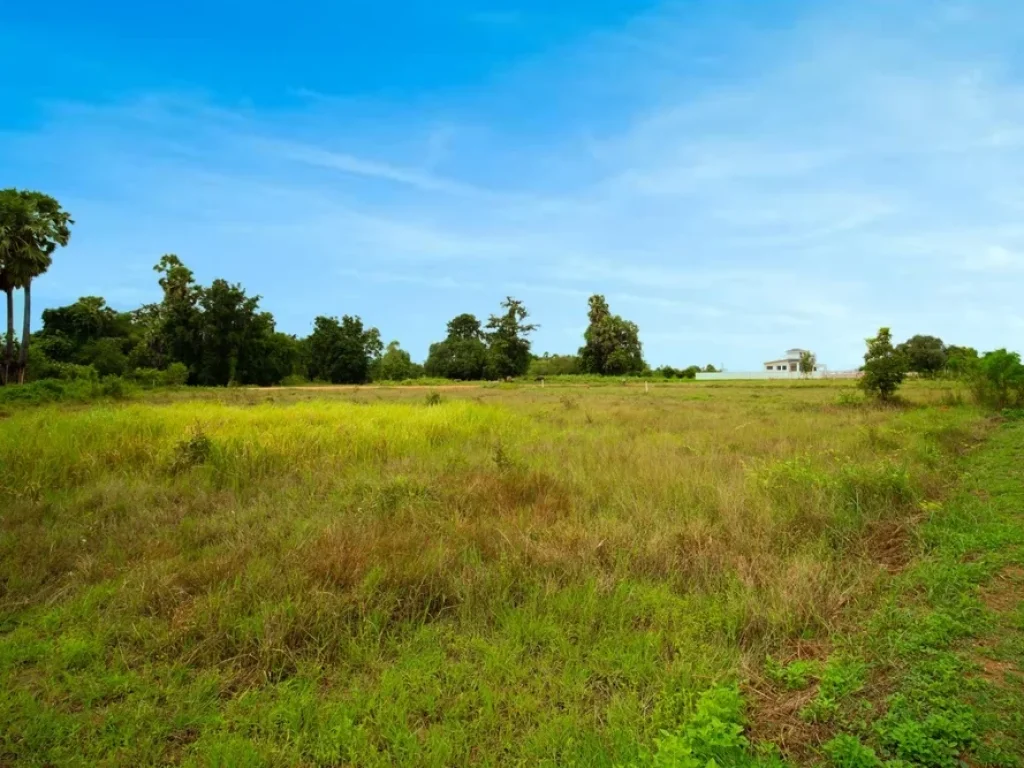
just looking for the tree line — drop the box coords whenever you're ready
[861,328,1024,407]
[3,189,1021,399]
[1,189,674,386]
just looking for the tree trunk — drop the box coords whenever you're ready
[2,285,12,385]
[17,279,30,384]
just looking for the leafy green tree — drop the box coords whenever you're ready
[193,279,265,385]
[485,297,537,379]
[799,351,817,374]
[897,335,946,376]
[372,341,418,381]
[703,364,718,373]
[945,345,979,377]
[578,295,644,375]
[82,337,128,377]
[307,315,382,384]
[0,189,73,383]
[446,313,484,341]
[860,327,908,400]
[424,314,489,380]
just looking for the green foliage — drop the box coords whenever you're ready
[624,686,753,768]
[898,335,947,376]
[799,350,817,375]
[307,315,382,384]
[425,391,442,406]
[971,348,1024,409]
[485,296,536,379]
[169,427,213,473]
[944,345,979,377]
[425,314,489,380]
[656,365,700,379]
[372,340,420,381]
[764,657,819,690]
[163,362,189,387]
[579,295,645,375]
[823,734,883,768]
[800,657,867,723]
[528,353,581,377]
[0,188,73,382]
[861,327,908,400]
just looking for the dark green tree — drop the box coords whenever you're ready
[307,315,382,384]
[424,314,489,380]
[194,279,271,386]
[446,313,484,341]
[578,295,644,375]
[897,335,946,376]
[485,297,537,379]
[152,255,202,379]
[860,327,908,400]
[0,189,73,383]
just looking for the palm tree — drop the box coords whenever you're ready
[0,189,73,383]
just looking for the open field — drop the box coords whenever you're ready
[1,380,1019,766]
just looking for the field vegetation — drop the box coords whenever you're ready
[1,379,1008,766]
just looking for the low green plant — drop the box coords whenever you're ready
[623,686,753,768]
[823,734,883,768]
[169,426,213,473]
[764,657,820,690]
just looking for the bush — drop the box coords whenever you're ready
[128,367,164,388]
[100,376,128,399]
[279,374,311,387]
[162,362,189,387]
[970,349,1024,409]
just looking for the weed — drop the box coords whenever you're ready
[764,657,820,691]
[425,391,443,406]
[822,734,883,768]
[169,426,213,473]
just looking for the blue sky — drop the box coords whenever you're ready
[2,0,1023,370]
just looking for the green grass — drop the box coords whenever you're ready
[749,415,1024,767]
[0,381,1008,766]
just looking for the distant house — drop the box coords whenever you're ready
[763,348,817,373]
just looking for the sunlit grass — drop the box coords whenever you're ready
[0,381,987,766]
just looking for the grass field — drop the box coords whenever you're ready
[1,380,1019,767]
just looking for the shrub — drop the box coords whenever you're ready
[100,376,127,399]
[425,391,442,407]
[162,362,189,387]
[128,367,164,388]
[970,349,1024,409]
[169,427,213,473]
[860,327,908,401]
[279,374,310,387]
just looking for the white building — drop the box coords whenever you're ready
[763,348,816,373]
